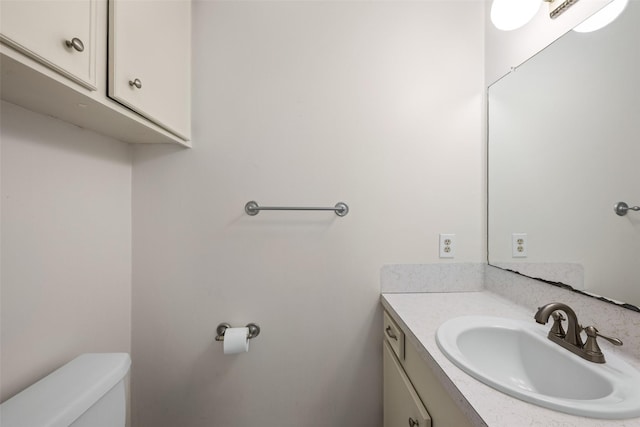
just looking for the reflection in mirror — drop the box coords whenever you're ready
[487,0,639,311]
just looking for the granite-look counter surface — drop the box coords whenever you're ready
[381,291,640,427]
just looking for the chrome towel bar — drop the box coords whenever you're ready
[245,201,349,217]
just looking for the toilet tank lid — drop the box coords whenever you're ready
[0,353,131,427]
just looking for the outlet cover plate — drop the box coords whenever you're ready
[439,234,456,258]
[512,233,527,258]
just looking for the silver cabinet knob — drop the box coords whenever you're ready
[65,37,84,52]
[385,326,398,341]
[408,418,419,427]
[129,78,142,89]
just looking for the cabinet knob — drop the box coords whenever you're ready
[385,325,398,341]
[65,37,84,52]
[408,417,419,427]
[129,78,143,89]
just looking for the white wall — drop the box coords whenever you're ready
[131,2,484,426]
[0,101,132,401]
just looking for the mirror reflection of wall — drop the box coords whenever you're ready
[487,0,639,309]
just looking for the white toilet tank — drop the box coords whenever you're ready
[0,353,131,427]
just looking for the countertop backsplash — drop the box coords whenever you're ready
[380,263,485,293]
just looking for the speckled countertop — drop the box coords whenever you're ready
[381,291,640,427]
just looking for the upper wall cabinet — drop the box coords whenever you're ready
[0,0,191,146]
[0,0,98,90]
[109,0,191,140]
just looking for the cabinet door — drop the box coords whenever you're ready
[383,341,431,427]
[403,339,473,427]
[0,0,97,90]
[108,0,191,140]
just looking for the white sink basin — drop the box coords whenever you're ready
[436,315,640,419]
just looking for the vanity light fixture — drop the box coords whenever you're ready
[573,0,628,32]
[491,0,581,31]
[490,0,541,31]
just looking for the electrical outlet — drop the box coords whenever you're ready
[439,234,455,258]
[512,233,527,258]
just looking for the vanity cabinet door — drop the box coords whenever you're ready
[108,0,191,140]
[0,0,97,90]
[403,338,473,427]
[383,341,431,427]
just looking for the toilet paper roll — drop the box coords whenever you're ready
[223,327,250,354]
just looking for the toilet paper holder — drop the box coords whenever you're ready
[215,323,261,341]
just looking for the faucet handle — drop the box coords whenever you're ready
[583,326,623,363]
[549,310,566,338]
[584,326,623,346]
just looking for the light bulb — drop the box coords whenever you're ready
[491,0,542,31]
[573,0,628,32]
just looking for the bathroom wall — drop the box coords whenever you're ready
[0,101,132,402]
[131,1,484,426]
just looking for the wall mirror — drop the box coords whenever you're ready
[487,0,639,311]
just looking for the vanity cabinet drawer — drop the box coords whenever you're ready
[383,340,431,427]
[384,311,405,360]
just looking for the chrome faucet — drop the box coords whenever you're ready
[534,302,622,363]
[534,302,583,347]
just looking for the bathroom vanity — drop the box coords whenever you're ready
[381,281,640,427]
